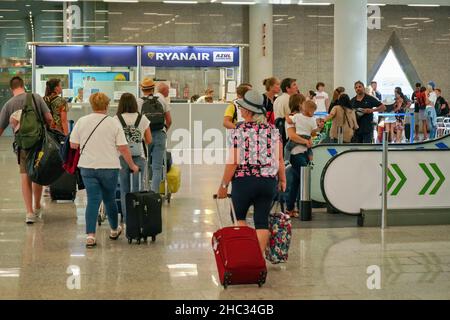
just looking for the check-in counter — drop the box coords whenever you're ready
[67,102,229,151]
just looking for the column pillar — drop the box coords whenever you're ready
[249,3,273,93]
[334,0,367,91]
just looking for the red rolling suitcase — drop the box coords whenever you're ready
[212,195,267,289]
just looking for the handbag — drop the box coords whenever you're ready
[265,197,292,264]
[62,115,108,174]
[24,94,68,186]
[26,129,65,186]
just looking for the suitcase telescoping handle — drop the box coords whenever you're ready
[129,167,145,192]
[213,194,238,229]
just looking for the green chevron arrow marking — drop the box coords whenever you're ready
[387,168,396,193]
[391,164,407,196]
[419,163,435,195]
[430,163,445,195]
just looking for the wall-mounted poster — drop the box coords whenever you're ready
[40,74,69,88]
[69,70,130,99]
[225,68,235,80]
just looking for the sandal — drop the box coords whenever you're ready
[86,236,96,248]
[109,225,123,240]
[286,210,299,218]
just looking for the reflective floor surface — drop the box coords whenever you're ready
[1,137,450,300]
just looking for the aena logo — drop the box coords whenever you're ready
[213,52,233,62]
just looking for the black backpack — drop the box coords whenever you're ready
[141,95,165,131]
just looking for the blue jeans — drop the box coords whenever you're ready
[148,130,166,193]
[119,156,146,221]
[80,168,120,234]
[428,125,436,139]
[287,152,310,211]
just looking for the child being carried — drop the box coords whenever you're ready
[285,100,322,162]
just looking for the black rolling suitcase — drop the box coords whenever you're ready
[125,173,162,244]
[50,171,77,201]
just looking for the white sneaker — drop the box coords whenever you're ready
[25,214,35,224]
[34,208,42,219]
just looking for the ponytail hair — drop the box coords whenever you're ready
[45,78,61,97]
[263,77,278,92]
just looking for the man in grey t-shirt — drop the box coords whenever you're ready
[0,76,53,224]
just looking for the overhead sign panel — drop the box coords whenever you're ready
[141,46,239,67]
[36,46,138,67]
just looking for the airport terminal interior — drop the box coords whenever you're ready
[0,0,450,301]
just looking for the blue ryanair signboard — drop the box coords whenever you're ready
[36,46,138,66]
[141,46,239,68]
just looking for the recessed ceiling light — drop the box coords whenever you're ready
[408,4,440,7]
[163,1,198,3]
[307,15,333,18]
[298,2,331,5]
[402,17,430,20]
[222,1,256,4]
[104,0,138,3]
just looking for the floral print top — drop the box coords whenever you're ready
[229,122,280,179]
[44,95,67,133]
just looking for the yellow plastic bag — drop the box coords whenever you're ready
[160,165,181,194]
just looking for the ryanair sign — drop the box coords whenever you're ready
[142,46,239,68]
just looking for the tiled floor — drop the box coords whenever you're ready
[1,137,450,300]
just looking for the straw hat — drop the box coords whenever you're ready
[140,78,155,90]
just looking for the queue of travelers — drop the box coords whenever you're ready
[0,74,448,255]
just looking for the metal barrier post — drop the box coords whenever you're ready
[300,165,312,221]
[381,131,388,229]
